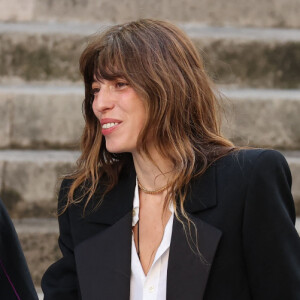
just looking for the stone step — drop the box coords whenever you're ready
[0,85,84,149]
[0,85,299,150]
[1,150,300,218]
[13,216,300,292]
[1,0,300,28]
[0,150,80,218]
[221,89,300,150]
[13,218,59,288]
[1,23,300,88]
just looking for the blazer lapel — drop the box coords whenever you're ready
[74,163,136,300]
[74,211,133,300]
[167,163,222,300]
[167,214,222,300]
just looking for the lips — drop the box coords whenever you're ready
[100,118,122,125]
[100,118,122,136]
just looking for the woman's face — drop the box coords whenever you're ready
[92,78,147,154]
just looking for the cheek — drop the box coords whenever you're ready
[91,101,96,115]
[91,102,100,119]
[134,102,147,123]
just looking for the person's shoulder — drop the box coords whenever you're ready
[214,148,291,180]
[217,148,287,167]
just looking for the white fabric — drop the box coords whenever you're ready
[130,179,174,300]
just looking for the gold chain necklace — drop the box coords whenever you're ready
[137,178,169,194]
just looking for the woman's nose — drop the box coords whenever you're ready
[93,86,115,113]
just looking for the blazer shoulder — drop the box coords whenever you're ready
[214,148,291,183]
[218,148,289,169]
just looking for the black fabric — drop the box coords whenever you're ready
[42,149,300,299]
[75,211,133,299]
[0,198,38,300]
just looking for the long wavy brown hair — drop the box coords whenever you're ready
[63,19,238,256]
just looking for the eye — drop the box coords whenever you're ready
[115,81,128,89]
[91,88,100,95]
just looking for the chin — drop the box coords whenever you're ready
[105,144,132,154]
[105,138,136,154]
[105,147,122,154]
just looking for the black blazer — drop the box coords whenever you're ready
[42,149,300,300]
[0,198,38,300]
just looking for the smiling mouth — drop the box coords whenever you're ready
[101,122,122,136]
[102,122,119,129]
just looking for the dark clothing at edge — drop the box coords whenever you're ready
[0,198,38,300]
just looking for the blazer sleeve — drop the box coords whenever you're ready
[41,179,81,300]
[242,150,300,299]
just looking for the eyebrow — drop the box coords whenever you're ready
[92,76,127,85]
[91,80,103,86]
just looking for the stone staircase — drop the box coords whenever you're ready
[0,0,300,297]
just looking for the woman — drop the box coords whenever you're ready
[41,19,300,299]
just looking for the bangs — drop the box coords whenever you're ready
[80,25,145,89]
[92,37,129,83]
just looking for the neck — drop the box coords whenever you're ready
[132,146,174,191]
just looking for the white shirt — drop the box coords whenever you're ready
[130,179,174,300]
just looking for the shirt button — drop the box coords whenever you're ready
[148,286,154,293]
[132,209,136,216]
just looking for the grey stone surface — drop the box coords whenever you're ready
[0,88,84,149]
[197,39,300,89]
[0,0,35,22]
[11,93,84,148]
[222,90,300,150]
[1,0,300,28]
[0,30,86,83]
[1,24,300,88]
[18,230,60,286]
[0,94,11,147]
[0,149,80,162]
[14,218,58,235]
[2,22,300,42]
[14,219,59,286]
[0,150,79,217]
